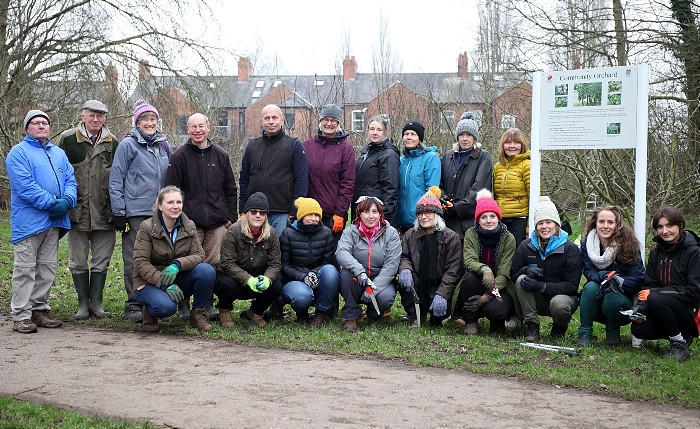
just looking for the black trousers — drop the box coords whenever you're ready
[213,272,283,315]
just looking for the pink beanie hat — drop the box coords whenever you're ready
[474,189,502,220]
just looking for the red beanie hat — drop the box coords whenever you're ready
[474,189,502,221]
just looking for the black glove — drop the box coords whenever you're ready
[520,276,545,293]
[524,266,544,279]
[608,275,625,295]
[114,216,128,232]
[356,273,369,288]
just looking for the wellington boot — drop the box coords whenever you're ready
[88,271,111,318]
[177,300,191,320]
[219,309,234,328]
[72,272,90,320]
[204,293,219,321]
[190,308,213,331]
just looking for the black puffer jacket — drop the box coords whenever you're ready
[644,230,700,307]
[354,139,400,224]
[279,220,335,283]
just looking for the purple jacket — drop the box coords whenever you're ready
[303,130,356,220]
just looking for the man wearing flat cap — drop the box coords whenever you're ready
[56,100,119,320]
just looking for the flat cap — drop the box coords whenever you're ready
[82,100,108,114]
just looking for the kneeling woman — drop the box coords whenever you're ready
[214,192,283,329]
[578,206,644,346]
[336,196,401,332]
[631,206,700,362]
[397,187,462,327]
[457,190,518,335]
[133,186,215,332]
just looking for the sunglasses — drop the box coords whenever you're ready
[249,209,267,216]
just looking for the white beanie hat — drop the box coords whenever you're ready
[533,196,560,226]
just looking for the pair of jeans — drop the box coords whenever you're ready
[267,212,290,237]
[281,264,339,313]
[134,263,216,318]
[579,281,632,329]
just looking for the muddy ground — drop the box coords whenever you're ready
[1,320,698,428]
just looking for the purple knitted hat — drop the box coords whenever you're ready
[133,99,159,126]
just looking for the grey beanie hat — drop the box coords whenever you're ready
[319,104,342,122]
[24,110,50,132]
[244,192,270,213]
[533,196,561,226]
[455,111,479,141]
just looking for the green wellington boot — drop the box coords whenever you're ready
[89,271,112,318]
[72,272,90,320]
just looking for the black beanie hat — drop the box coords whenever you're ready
[244,192,269,213]
[402,121,425,142]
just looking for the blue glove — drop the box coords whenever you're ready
[357,273,369,288]
[520,276,545,292]
[160,263,180,286]
[524,266,544,279]
[398,269,413,292]
[429,295,448,317]
[165,284,184,303]
[48,197,71,219]
[361,291,373,303]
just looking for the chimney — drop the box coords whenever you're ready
[458,52,468,78]
[138,59,151,81]
[105,61,118,90]
[238,57,253,82]
[343,55,357,81]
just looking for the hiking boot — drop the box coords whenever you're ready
[383,309,392,319]
[31,310,62,328]
[189,308,212,331]
[72,272,90,320]
[124,309,143,323]
[310,309,327,329]
[219,309,233,328]
[177,300,191,320]
[605,326,621,347]
[263,297,285,321]
[524,321,540,342]
[13,319,37,334]
[464,323,478,336]
[141,306,159,333]
[244,309,266,328]
[669,339,690,362]
[577,327,592,347]
[344,319,358,332]
[549,323,567,339]
[488,320,506,335]
[296,310,310,324]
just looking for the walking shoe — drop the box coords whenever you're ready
[549,323,568,339]
[577,327,592,346]
[219,309,233,328]
[141,307,159,333]
[631,335,643,348]
[13,319,37,334]
[344,319,358,332]
[463,323,478,336]
[310,309,327,329]
[244,309,266,328]
[605,326,621,346]
[524,321,540,342]
[669,339,690,362]
[263,298,285,321]
[189,308,212,331]
[31,310,62,328]
[124,309,143,323]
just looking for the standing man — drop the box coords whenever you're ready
[109,100,172,322]
[165,112,237,320]
[7,110,77,333]
[239,104,308,235]
[57,100,118,320]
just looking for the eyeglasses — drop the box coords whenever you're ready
[321,118,339,124]
[29,121,49,127]
[249,210,267,216]
[417,212,433,218]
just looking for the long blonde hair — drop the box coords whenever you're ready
[497,128,529,164]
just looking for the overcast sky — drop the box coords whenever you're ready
[203,0,480,76]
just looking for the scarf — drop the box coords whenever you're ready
[358,221,381,242]
[586,229,618,269]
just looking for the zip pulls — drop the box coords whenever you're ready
[42,144,63,198]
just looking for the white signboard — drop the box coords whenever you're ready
[539,66,640,150]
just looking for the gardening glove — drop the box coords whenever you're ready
[520,276,545,293]
[356,273,369,288]
[398,268,414,292]
[464,294,491,313]
[332,215,345,233]
[638,289,650,301]
[165,284,184,303]
[160,263,180,287]
[48,196,71,219]
[524,266,544,279]
[258,275,271,291]
[443,201,457,217]
[608,275,625,295]
[246,276,262,293]
[361,290,373,304]
[599,270,613,281]
[429,295,448,317]
[481,267,495,289]
[303,271,319,289]
[113,216,129,232]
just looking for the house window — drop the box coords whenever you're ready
[314,79,324,86]
[501,115,516,129]
[284,111,295,130]
[238,111,245,136]
[352,110,365,132]
[252,90,261,98]
[255,80,265,88]
[177,115,188,134]
[440,110,455,133]
[216,110,229,139]
[273,80,282,87]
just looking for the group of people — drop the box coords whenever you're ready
[6,100,699,363]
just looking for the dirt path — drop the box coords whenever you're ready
[1,320,698,428]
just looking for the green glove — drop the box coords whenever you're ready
[165,285,184,303]
[161,263,180,286]
[246,276,262,293]
[258,276,271,291]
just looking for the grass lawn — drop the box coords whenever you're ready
[1,209,699,416]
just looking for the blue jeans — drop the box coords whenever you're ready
[134,263,215,318]
[267,212,290,236]
[282,264,339,312]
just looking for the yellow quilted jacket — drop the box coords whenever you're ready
[493,151,530,218]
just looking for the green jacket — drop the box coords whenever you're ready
[453,227,521,319]
[57,124,118,231]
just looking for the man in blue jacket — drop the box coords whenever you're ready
[6,110,77,333]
